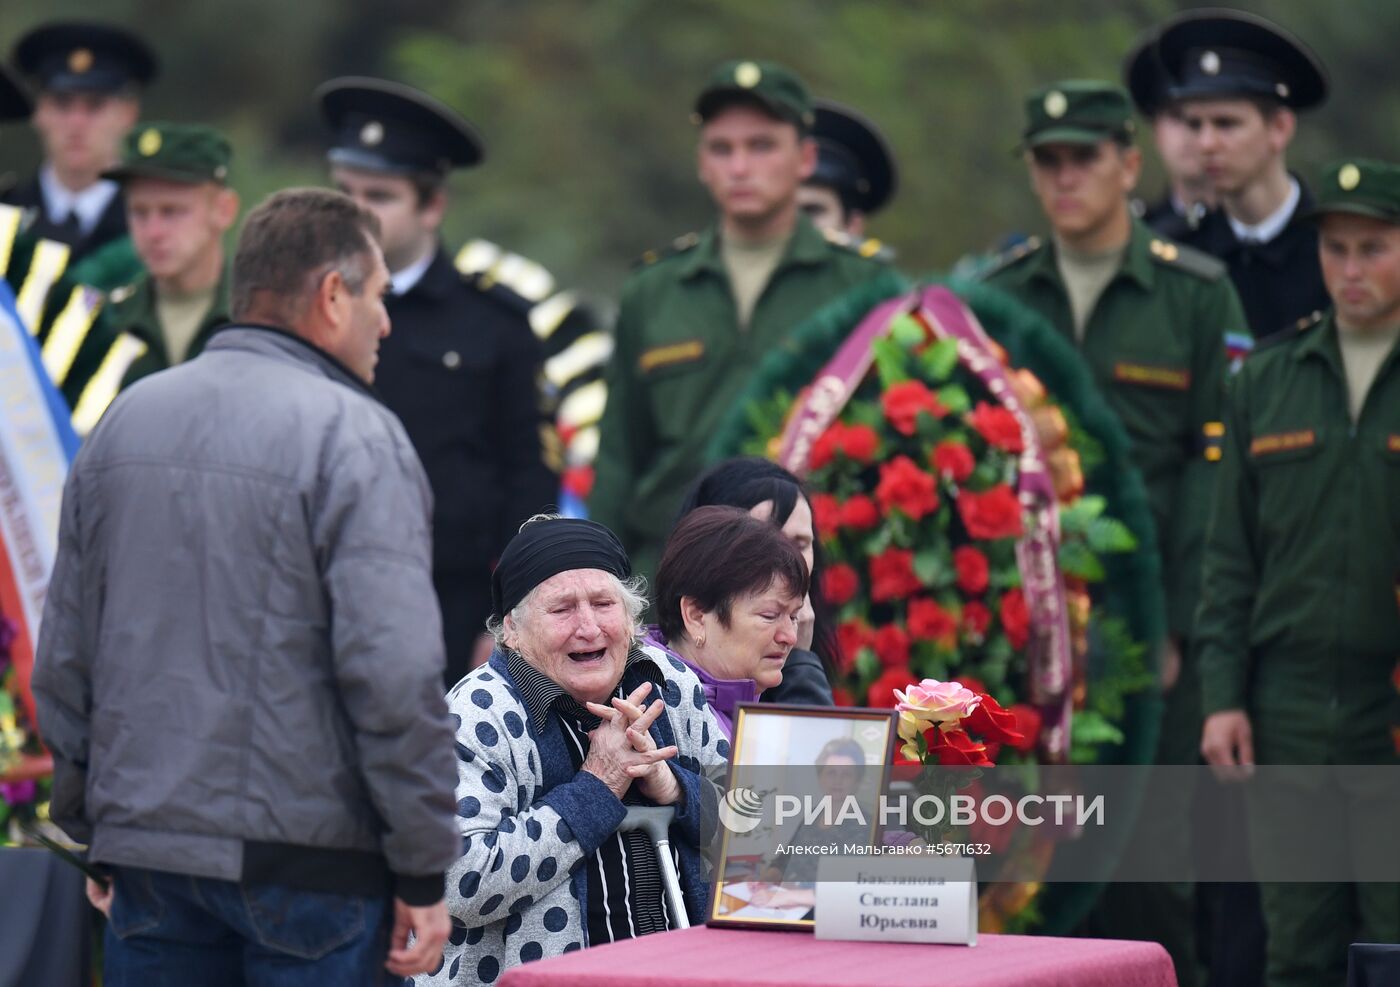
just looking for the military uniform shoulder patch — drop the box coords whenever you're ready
[1147,237,1227,280]
[634,231,701,268]
[820,227,896,263]
[975,236,1043,281]
[1253,310,1324,355]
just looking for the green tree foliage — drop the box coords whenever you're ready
[4,0,1398,296]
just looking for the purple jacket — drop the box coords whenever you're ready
[643,627,758,741]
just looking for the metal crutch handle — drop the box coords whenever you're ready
[620,805,690,929]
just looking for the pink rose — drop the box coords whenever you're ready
[893,678,983,740]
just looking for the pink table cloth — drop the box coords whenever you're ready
[497,925,1177,987]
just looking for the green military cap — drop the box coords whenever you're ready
[1305,159,1400,225]
[694,59,814,130]
[1021,80,1135,149]
[102,122,232,184]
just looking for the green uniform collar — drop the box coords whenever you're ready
[1014,218,1157,294]
[678,214,832,282]
[1298,309,1400,383]
[114,261,233,356]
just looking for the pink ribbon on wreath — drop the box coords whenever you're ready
[777,285,1074,761]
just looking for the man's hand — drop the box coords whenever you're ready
[582,683,679,800]
[1160,636,1182,692]
[85,877,113,917]
[1201,709,1255,781]
[385,898,450,977]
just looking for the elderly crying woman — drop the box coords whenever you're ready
[419,517,727,987]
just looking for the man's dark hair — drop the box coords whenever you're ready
[655,506,809,642]
[231,187,381,322]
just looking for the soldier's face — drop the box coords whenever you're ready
[1319,213,1400,333]
[1027,141,1140,239]
[797,183,855,235]
[1180,99,1294,197]
[698,105,816,228]
[330,166,443,273]
[32,90,138,182]
[1152,108,1207,189]
[126,178,238,282]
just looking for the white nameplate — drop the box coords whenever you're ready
[813,856,977,945]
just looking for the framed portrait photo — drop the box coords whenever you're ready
[707,703,897,931]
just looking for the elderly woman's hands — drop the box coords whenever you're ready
[582,683,681,803]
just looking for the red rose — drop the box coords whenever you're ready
[957,485,1024,540]
[967,401,1025,453]
[840,424,880,463]
[906,597,958,647]
[961,601,993,639]
[999,588,1031,649]
[839,495,881,531]
[956,675,988,697]
[867,666,915,708]
[876,456,940,521]
[931,440,976,483]
[836,619,874,670]
[831,687,856,707]
[964,693,1026,746]
[927,728,995,767]
[872,624,911,668]
[869,547,922,602]
[954,546,990,594]
[809,423,843,471]
[822,563,860,607]
[881,380,948,436]
[1008,704,1043,753]
[562,465,595,500]
[810,493,842,538]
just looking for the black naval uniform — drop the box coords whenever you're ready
[0,177,128,264]
[1178,183,1329,342]
[376,246,557,685]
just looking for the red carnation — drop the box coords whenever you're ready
[954,545,990,594]
[964,693,1026,746]
[876,456,940,521]
[967,401,1025,453]
[822,563,860,607]
[881,380,948,436]
[840,424,880,463]
[1008,704,1043,753]
[869,547,922,602]
[867,666,915,708]
[962,601,993,639]
[957,485,1024,540]
[931,440,976,483]
[810,493,842,538]
[872,624,911,668]
[809,423,843,471]
[906,597,958,647]
[999,587,1031,650]
[840,495,881,532]
[928,728,995,767]
[836,619,874,670]
[831,687,856,707]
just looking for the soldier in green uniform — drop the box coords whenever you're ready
[41,123,237,434]
[1197,159,1400,987]
[977,80,1249,987]
[590,59,898,578]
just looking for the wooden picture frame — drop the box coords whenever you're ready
[707,703,898,932]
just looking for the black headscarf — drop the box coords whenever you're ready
[491,518,631,620]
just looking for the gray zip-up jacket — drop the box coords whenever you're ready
[33,324,459,904]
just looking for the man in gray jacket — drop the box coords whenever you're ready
[33,187,457,984]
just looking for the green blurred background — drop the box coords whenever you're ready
[3,0,1397,299]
